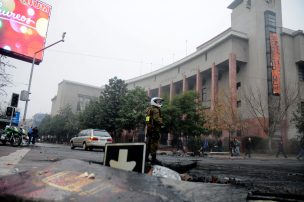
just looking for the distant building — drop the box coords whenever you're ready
[126,0,304,141]
[32,113,48,127]
[51,80,103,116]
[50,1,304,144]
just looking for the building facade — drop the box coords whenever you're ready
[51,80,103,116]
[126,0,304,140]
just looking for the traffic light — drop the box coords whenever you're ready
[11,93,19,107]
[6,107,13,116]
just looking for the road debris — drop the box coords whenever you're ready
[0,159,247,201]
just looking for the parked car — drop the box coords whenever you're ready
[70,129,112,151]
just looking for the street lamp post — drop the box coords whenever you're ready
[22,32,66,125]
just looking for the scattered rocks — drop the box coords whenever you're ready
[79,172,95,179]
[79,172,89,178]
[180,173,192,181]
[88,173,95,179]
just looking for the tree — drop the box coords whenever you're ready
[61,107,79,142]
[78,78,147,142]
[118,87,148,130]
[0,55,15,95]
[204,90,246,151]
[292,102,304,141]
[32,113,48,127]
[163,91,208,150]
[78,100,103,129]
[242,85,299,151]
[100,77,128,141]
[162,97,180,136]
[39,106,78,143]
[117,87,149,141]
[173,91,207,137]
[39,114,52,141]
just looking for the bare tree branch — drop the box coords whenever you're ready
[0,55,15,96]
[242,84,299,150]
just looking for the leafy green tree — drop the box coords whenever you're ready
[50,114,66,143]
[39,114,52,140]
[162,91,208,150]
[118,87,149,131]
[78,100,103,129]
[173,91,208,137]
[39,106,78,143]
[100,77,127,141]
[62,108,79,142]
[162,97,180,136]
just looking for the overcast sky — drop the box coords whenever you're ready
[1,0,304,120]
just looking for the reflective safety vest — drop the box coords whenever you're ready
[145,107,153,127]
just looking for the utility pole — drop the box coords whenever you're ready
[22,32,66,125]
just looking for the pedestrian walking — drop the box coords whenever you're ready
[234,138,240,156]
[31,127,39,144]
[244,137,252,158]
[200,138,209,157]
[230,139,235,156]
[145,97,163,165]
[276,138,287,158]
[217,139,223,152]
[28,126,33,145]
[296,137,304,160]
[203,138,209,152]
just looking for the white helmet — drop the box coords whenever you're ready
[151,97,163,108]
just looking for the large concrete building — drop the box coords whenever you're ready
[50,0,303,142]
[51,80,103,116]
[126,0,304,140]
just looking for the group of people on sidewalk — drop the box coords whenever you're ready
[228,136,303,160]
[200,136,289,159]
[28,126,39,145]
[199,138,223,156]
[143,97,303,165]
[230,138,242,157]
[231,137,288,159]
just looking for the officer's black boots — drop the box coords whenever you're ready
[151,154,162,166]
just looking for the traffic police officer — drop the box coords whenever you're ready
[145,97,163,165]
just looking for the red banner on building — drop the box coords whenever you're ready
[269,32,281,96]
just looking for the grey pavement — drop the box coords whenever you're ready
[0,159,248,202]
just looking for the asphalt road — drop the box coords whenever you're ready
[0,143,105,176]
[158,151,304,200]
[0,143,304,201]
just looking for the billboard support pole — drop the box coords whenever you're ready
[22,32,66,125]
[9,107,15,127]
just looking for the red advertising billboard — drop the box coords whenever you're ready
[0,0,52,64]
[269,32,280,96]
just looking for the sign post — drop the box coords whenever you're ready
[104,143,146,173]
[12,112,20,126]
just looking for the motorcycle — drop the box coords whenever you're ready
[0,126,26,147]
[20,127,30,145]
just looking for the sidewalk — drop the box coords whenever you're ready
[209,153,295,160]
[158,147,300,161]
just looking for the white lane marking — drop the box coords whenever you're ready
[0,148,31,176]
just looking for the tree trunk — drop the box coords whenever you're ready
[268,137,272,152]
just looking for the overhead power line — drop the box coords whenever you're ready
[47,49,163,67]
